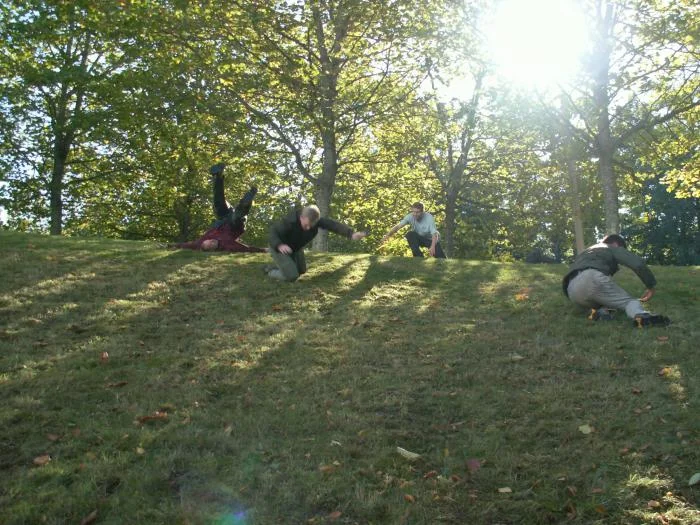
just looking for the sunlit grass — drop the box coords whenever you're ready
[0,232,698,524]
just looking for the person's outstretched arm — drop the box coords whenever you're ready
[381,222,405,243]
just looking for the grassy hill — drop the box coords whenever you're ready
[1,231,698,525]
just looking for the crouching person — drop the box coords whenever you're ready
[264,205,367,282]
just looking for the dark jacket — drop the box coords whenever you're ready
[562,242,657,296]
[269,209,353,252]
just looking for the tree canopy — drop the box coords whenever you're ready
[1,0,697,263]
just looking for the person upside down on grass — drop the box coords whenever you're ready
[562,234,670,327]
[168,163,266,253]
[263,205,367,282]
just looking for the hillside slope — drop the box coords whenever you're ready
[1,232,698,524]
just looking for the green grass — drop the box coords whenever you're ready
[0,231,698,524]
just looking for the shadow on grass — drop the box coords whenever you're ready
[0,236,697,524]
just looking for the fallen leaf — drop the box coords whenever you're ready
[647,500,661,508]
[631,387,642,395]
[656,336,669,342]
[619,447,630,456]
[658,367,672,376]
[594,504,607,514]
[403,494,415,503]
[100,351,109,362]
[328,511,342,520]
[578,424,593,434]
[271,305,283,311]
[423,470,438,479]
[450,474,462,482]
[319,464,335,474]
[515,293,529,301]
[591,488,604,494]
[136,411,168,424]
[567,486,577,496]
[80,510,98,525]
[47,434,60,442]
[396,446,421,461]
[33,454,51,466]
[106,381,128,388]
[689,473,700,486]
[509,354,525,361]
[498,487,512,493]
[135,447,145,455]
[466,458,482,473]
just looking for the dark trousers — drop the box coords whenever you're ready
[212,175,249,229]
[405,231,446,258]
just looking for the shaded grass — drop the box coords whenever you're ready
[0,231,698,524]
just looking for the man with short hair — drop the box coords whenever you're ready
[562,234,670,327]
[264,205,367,281]
[168,162,265,253]
[381,202,446,258]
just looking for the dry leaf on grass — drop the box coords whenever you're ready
[328,511,342,520]
[80,510,98,525]
[467,458,482,473]
[578,424,593,434]
[689,473,700,486]
[136,411,168,424]
[403,494,416,503]
[33,454,51,466]
[498,487,512,493]
[396,447,421,461]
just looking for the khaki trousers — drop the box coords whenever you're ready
[567,269,645,319]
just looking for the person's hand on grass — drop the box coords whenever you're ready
[640,288,655,302]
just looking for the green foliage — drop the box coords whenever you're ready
[624,177,700,265]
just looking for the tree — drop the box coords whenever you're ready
[213,0,463,250]
[0,0,141,234]
[557,0,699,234]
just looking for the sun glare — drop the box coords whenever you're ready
[486,0,589,89]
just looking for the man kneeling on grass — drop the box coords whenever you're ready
[561,234,670,327]
[264,205,367,282]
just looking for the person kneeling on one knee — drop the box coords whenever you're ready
[381,201,446,258]
[562,234,670,327]
[264,205,367,282]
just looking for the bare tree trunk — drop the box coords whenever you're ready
[310,3,341,252]
[49,140,67,235]
[592,1,620,234]
[566,158,586,254]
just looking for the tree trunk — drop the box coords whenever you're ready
[49,136,70,235]
[443,186,458,257]
[310,3,340,252]
[592,1,620,234]
[566,158,586,254]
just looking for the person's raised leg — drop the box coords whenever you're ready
[210,163,231,220]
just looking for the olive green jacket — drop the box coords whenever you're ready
[562,242,656,296]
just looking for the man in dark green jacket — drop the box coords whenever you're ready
[264,205,367,282]
[562,234,670,327]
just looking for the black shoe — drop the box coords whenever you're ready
[209,162,226,177]
[633,313,671,328]
[588,308,615,321]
